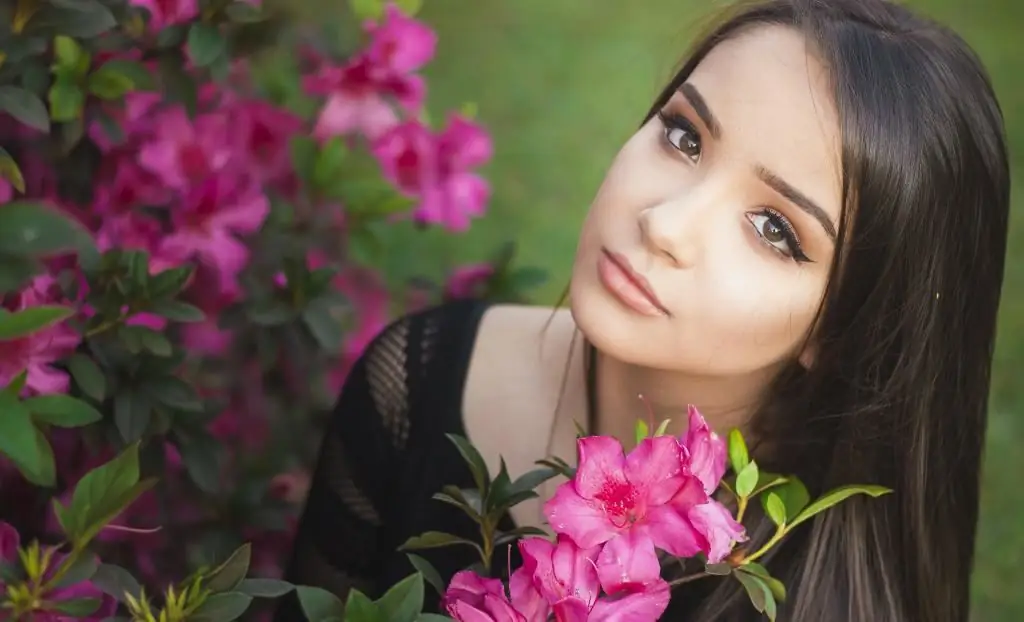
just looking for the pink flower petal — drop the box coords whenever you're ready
[625,436,684,505]
[596,530,661,595]
[552,597,590,622]
[644,501,707,559]
[589,579,672,622]
[688,500,747,564]
[574,436,629,500]
[682,405,726,494]
[508,566,549,622]
[0,521,20,562]
[544,483,618,549]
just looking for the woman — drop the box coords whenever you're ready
[275,0,1010,619]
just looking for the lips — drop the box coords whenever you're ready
[597,249,670,317]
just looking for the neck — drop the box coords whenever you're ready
[592,345,775,443]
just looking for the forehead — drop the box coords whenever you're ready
[687,25,842,222]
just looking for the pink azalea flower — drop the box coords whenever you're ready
[309,56,419,140]
[588,580,672,622]
[544,435,711,559]
[90,159,170,217]
[0,177,12,203]
[0,276,81,396]
[509,535,601,622]
[445,264,494,299]
[130,0,199,32]
[138,107,234,190]
[160,174,269,293]
[443,571,527,622]
[372,116,492,231]
[680,405,727,494]
[229,99,303,186]
[0,521,18,562]
[688,500,747,564]
[363,4,437,74]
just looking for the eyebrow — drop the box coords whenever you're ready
[678,82,837,242]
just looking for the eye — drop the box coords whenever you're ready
[657,111,701,163]
[746,208,812,263]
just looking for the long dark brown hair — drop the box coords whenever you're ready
[562,1,1010,620]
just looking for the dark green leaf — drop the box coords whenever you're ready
[247,299,295,326]
[0,253,41,294]
[149,300,205,322]
[704,562,732,576]
[727,428,749,474]
[187,23,226,67]
[493,526,549,547]
[0,392,54,486]
[0,85,49,132]
[156,55,198,115]
[49,598,100,616]
[51,554,99,589]
[88,66,134,100]
[289,135,319,185]
[788,485,893,530]
[139,328,172,356]
[177,430,222,493]
[405,555,444,597]
[508,466,559,497]
[345,588,382,622]
[146,376,203,412]
[735,461,759,498]
[445,434,490,495]
[67,354,106,401]
[236,578,294,598]
[738,562,786,602]
[63,442,152,543]
[95,59,155,91]
[771,478,810,523]
[347,224,384,267]
[0,305,74,340]
[205,543,252,593]
[28,2,117,37]
[0,201,95,257]
[399,532,483,558]
[90,563,143,603]
[148,264,194,299]
[763,492,787,527]
[156,24,189,49]
[25,394,102,428]
[191,591,253,622]
[312,137,348,190]
[375,572,424,622]
[114,390,150,444]
[735,571,776,621]
[416,616,454,622]
[296,586,345,621]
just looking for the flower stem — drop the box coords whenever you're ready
[668,571,712,587]
[735,496,749,524]
[742,526,787,564]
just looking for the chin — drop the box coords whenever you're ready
[569,275,671,369]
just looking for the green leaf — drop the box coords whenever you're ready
[4,371,28,395]
[296,586,345,621]
[445,434,490,495]
[0,392,55,486]
[224,2,265,22]
[190,591,253,622]
[90,563,143,603]
[0,201,96,257]
[302,296,345,351]
[735,570,777,621]
[735,461,759,498]
[704,562,732,576]
[0,86,50,132]
[751,471,789,496]
[148,264,194,299]
[727,428,749,474]
[114,390,150,444]
[187,23,226,67]
[432,486,482,518]
[773,478,810,522]
[32,2,117,37]
[205,543,252,593]
[52,35,86,73]
[405,554,444,597]
[654,418,672,437]
[508,466,559,497]
[312,137,348,190]
[25,394,102,428]
[49,598,101,616]
[146,376,203,412]
[148,300,205,322]
[392,0,423,16]
[347,224,384,267]
[348,0,385,20]
[176,430,222,493]
[346,588,383,622]
[493,526,549,547]
[139,328,172,356]
[236,578,295,598]
[416,616,454,622]
[62,442,155,544]
[763,492,787,527]
[788,485,893,530]
[634,418,649,445]
[51,553,99,589]
[95,59,154,91]
[88,66,135,100]
[399,532,484,557]
[375,572,424,622]
[0,305,74,340]
[48,80,85,122]
[738,562,786,602]
[67,354,105,401]
[0,253,42,293]
[0,147,26,193]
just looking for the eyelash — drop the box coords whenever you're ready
[656,109,811,264]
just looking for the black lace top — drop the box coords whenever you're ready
[273,299,522,619]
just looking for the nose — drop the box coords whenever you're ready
[638,200,700,268]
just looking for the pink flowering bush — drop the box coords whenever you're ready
[0,0,546,619]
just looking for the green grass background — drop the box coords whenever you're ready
[296,0,1022,617]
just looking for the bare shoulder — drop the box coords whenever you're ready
[461,303,584,486]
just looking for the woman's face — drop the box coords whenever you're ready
[571,25,843,377]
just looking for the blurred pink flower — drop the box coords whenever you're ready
[91,159,170,216]
[373,116,492,231]
[0,521,17,562]
[445,264,494,299]
[230,99,303,186]
[363,4,437,74]
[139,107,234,190]
[130,0,199,31]
[0,177,12,203]
[0,276,81,396]
[160,174,269,293]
